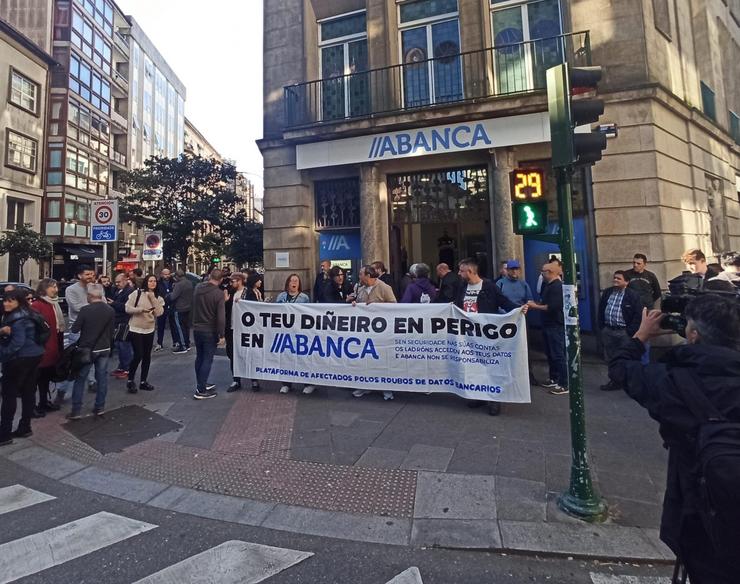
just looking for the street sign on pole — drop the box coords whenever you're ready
[90,200,118,243]
[142,231,163,262]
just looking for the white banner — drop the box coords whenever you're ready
[233,302,531,403]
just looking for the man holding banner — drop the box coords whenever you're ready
[455,257,528,416]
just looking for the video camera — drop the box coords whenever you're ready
[661,272,739,336]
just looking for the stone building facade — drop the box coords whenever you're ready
[0,17,55,281]
[261,0,739,323]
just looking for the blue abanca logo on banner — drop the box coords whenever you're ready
[319,231,361,261]
[367,123,492,160]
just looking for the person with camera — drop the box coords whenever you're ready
[598,270,643,391]
[708,251,740,291]
[608,295,740,583]
[0,289,45,445]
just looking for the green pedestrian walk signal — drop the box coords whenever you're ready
[512,201,547,235]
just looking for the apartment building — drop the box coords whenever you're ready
[0,17,56,281]
[260,0,739,327]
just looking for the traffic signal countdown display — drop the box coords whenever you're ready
[510,168,547,235]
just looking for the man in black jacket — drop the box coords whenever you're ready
[435,262,461,304]
[312,260,331,302]
[608,295,740,583]
[455,257,526,415]
[598,270,643,391]
[109,273,134,379]
[624,253,662,309]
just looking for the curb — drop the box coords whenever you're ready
[2,442,675,563]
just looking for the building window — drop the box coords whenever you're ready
[5,130,38,173]
[47,199,61,219]
[319,11,368,121]
[730,110,739,145]
[490,0,563,93]
[652,0,671,39]
[9,69,39,114]
[700,81,716,121]
[71,8,112,73]
[6,199,28,230]
[399,0,462,108]
[315,178,360,229]
[81,0,113,35]
[65,145,108,195]
[69,52,111,114]
[68,98,110,155]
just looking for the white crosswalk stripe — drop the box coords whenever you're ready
[133,540,314,584]
[590,574,671,584]
[0,485,55,516]
[0,511,157,584]
[386,567,424,584]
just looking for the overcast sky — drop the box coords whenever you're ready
[116,0,264,195]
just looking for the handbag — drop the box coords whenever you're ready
[70,315,114,372]
[112,290,142,342]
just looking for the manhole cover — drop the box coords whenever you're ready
[64,405,182,454]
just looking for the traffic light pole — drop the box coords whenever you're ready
[555,166,607,522]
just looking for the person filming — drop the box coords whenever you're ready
[608,295,740,583]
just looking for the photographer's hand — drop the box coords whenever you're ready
[634,308,672,343]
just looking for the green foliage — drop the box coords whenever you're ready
[0,224,52,281]
[119,155,242,264]
[228,219,263,268]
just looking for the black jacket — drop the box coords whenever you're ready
[313,272,328,302]
[322,279,352,303]
[435,271,461,304]
[598,287,643,337]
[609,340,740,555]
[111,285,134,326]
[454,278,518,314]
[624,268,662,308]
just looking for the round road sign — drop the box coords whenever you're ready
[94,205,114,224]
[145,233,161,249]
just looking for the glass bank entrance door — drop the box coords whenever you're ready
[388,166,491,287]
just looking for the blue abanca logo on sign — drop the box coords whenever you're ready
[367,123,492,160]
[319,231,360,261]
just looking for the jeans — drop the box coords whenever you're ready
[542,324,568,387]
[115,339,133,371]
[0,356,42,439]
[170,310,190,348]
[194,331,219,391]
[156,309,178,346]
[71,351,109,413]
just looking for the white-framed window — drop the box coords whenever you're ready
[490,0,563,93]
[398,0,462,108]
[318,10,368,121]
[6,198,28,230]
[5,130,38,173]
[9,69,39,114]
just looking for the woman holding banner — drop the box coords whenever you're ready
[276,274,316,396]
[226,273,260,393]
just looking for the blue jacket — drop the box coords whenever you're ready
[0,309,45,362]
[496,277,533,306]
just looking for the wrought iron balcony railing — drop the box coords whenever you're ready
[284,31,590,129]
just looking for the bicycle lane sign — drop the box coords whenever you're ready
[91,199,118,242]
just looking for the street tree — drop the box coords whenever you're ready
[228,219,263,268]
[0,223,53,282]
[119,155,241,265]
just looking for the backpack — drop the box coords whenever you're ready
[671,371,740,560]
[23,311,52,347]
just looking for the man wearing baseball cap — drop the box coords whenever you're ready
[496,260,533,307]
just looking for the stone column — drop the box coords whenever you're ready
[359,164,389,266]
[490,147,522,266]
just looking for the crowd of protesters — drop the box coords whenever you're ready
[1,248,738,444]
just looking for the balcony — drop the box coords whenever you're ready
[111,109,128,131]
[114,31,129,56]
[284,31,590,129]
[111,70,129,97]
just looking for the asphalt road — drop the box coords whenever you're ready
[0,460,675,584]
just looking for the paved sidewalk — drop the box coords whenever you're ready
[0,346,673,562]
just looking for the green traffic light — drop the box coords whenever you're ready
[523,205,538,228]
[512,201,548,235]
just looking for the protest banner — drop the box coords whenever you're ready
[233,302,531,403]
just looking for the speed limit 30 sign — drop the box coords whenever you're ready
[91,199,119,242]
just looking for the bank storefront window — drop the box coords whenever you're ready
[490,0,563,93]
[319,11,368,121]
[399,0,462,108]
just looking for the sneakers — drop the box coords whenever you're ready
[541,379,559,389]
[206,383,216,391]
[126,381,138,394]
[352,389,368,398]
[114,370,129,379]
[12,428,33,438]
[549,385,569,395]
[66,411,83,421]
[111,369,124,377]
[280,385,291,394]
[193,388,217,400]
[154,344,164,352]
[227,381,242,393]
[139,381,155,391]
[172,345,188,355]
[302,385,316,395]
[382,391,394,401]
[92,407,105,416]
